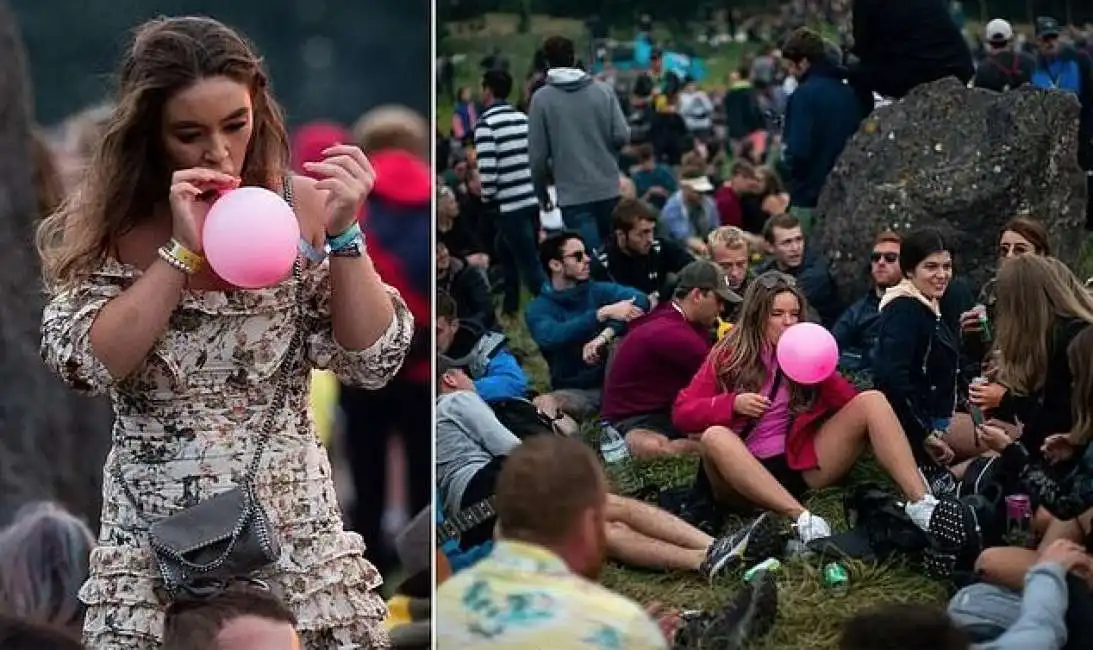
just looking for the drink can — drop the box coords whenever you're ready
[1006,494,1031,522]
[744,557,782,582]
[823,561,850,595]
[976,304,993,342]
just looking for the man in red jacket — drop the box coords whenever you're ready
[601,261,741,459]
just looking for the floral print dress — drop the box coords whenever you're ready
[40,256,413,649]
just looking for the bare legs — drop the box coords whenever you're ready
[699,391,928,515]
[805,391,927,501]
[976,507,1093,590]
[625,429,702,460]
[603,494,713,572]
[700,426,808,518]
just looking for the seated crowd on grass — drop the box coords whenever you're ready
[435,19,1093,650]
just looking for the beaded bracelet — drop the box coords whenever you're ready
[158,239,204,275]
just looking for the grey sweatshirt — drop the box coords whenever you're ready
[528,68,629,208]
[435,390,521,517]
[953,563,1070,650]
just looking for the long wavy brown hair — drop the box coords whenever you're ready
[35,16,290,289]
[709,272,815,412]
[994,255,1093,394]
[1069,325,1093,444]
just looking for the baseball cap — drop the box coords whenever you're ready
[680,172,714,193]
[1036,16,1061,39]
[984,18,1013,43]
[676,260,743,304]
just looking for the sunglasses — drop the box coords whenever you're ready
[755,271,797,289]
[871,251,899,264]
[561,251,588,262]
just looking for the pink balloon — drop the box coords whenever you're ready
[775,322,839,385]
[203,187,300,289]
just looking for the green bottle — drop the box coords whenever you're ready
[823,562,850,596]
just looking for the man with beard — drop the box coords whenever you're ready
[831,230,903,377]
[526,232,649,422]
[592,198,694,306]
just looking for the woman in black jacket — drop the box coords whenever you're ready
[873,229,973,479]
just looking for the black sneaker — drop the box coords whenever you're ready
[922,498,982,580]
[919,463,959,499]
[677,570,779,650]
[699,512,785,582]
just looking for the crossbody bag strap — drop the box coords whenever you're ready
[113,174,306,525]
[737,369,785,440]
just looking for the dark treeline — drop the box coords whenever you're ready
[10,0,430,127]
[440,0,1093,31]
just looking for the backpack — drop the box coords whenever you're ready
[984,51,1026,91]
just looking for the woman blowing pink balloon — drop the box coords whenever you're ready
[35,16,412,650]
[672,271,968,551]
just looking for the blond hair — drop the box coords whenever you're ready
[707,225,750,251]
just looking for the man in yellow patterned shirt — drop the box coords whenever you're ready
[436,436,670,649]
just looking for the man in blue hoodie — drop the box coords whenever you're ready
[1030,17,1093,230]
[525,231,649,422]
[780,27,863,234]
[528,35,630,251]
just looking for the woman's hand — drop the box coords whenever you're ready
[1042,434,1078,465]
[977,423,1014,453]
[969,382,1006,410]
[925,435,955,465]
[734,393,771,418]
[302,144,376,235]
[169,168,240,252]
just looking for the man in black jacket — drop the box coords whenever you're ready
[848,0,975,114]
[592,197,694,304]
[972,19,1035,92]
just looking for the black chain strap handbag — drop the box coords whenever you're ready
[111,177,304,599]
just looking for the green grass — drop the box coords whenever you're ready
[438,14,756,136]
[501,306,949,650]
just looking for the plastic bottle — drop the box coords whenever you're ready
[598,420,644,496]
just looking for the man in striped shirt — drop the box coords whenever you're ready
[475,69,546,315]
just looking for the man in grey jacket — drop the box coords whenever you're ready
[528,35,629,251]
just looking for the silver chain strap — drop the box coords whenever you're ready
[112,176,305,526]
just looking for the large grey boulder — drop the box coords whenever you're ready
[814,77,1088,305]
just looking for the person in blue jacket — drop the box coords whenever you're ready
[525,231,649,422]
[779,28,863,229]
[437,291,527,402]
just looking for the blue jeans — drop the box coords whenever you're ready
[560,196,619,251]
[494,206,546,313]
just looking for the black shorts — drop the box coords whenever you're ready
[759,454,810,498]
[614,411,685,440]
[458,457,505,550]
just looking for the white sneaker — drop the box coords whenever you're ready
[793,511,832,545]
[904,494,940,531]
